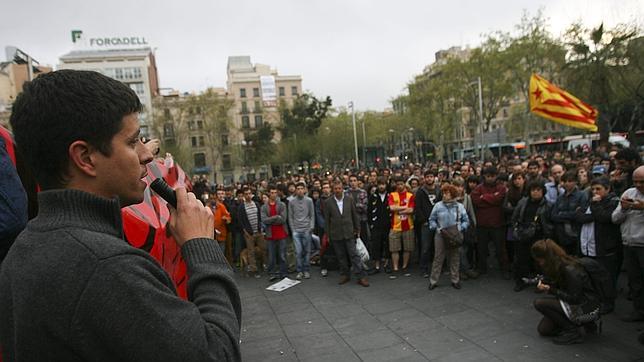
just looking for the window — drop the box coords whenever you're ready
[191,136,204,147]
[196,106,202,114]
[254,115,263,128]
[291,86,298,96]
[241,115,250,128]
[254,101,261,113]
[191,136,197,147]
[222,154,232,170]
[188,121,195,130]
[198,136,205,146]
[221,134,229,146]
[163,123,174,138]
[197,120,204,129]
[502,108,508,118]
[241,101,248,114]
[253,88,259,97]
[194,153,206,168]
[163,108,171,117]
[129,83,145,97]
[279,87,285,97]
[240,88,246,98]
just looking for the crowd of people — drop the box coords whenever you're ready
[196,146,644,345]
[1,69,643,360]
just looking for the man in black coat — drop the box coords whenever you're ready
[414,170,441,277]
[368,177,391,274]
[323,180,369,287]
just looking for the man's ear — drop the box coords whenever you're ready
[68,140,98,177]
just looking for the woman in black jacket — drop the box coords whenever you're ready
[532,239,601,345]
[575,176,621,313]
[512,180,553,292]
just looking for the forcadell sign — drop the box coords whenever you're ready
[71,30,149,47]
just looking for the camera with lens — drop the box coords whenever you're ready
[521,274,544,286]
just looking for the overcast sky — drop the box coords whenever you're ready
[1,0,642,111]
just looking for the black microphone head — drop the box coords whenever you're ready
[150,178,177,209]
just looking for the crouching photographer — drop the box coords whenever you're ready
[531,239,601,345]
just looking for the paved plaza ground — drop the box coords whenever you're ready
[236,267,644,362]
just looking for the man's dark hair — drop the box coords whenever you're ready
[561,170,578,182]
[590,176,610,189]
[614,148,640,163]
[10,70,142,189]
[466,175,480,184]
[482,166,498,176]
[424,170,436,177]
[295,181,306,188]
[527,180,546,195]
[377,177,387,186]
[528,160,539,169]
[268,184,278,192]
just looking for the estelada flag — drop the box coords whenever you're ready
[529,74,598,132]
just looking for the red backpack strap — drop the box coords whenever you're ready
[0,126,16,165]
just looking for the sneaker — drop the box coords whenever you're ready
[321,269,328,277]
[269,275,279,282]
[254,273,262,279]
[402,268,411,277]
[389,272,398,280]
[296,272,303,280]
[422,272,429,278]
[384,265,392,274]
[303,272,311,279]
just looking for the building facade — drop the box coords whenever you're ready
[0,56,52,128]
[152,56,302,185]
[58,48,159,138]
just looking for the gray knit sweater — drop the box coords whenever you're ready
[0,189,241,361]
[287,196,315,233]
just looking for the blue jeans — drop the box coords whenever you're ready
[267,238,288,277]
[292,231,312,273]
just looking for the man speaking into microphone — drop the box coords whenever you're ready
[0,70,241,361]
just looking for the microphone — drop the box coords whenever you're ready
[150,178,177,209]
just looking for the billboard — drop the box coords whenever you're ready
[260,75,277,108]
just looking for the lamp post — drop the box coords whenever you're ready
[361,117,367,167]
[468,77,484,160]
[348,101,359,169]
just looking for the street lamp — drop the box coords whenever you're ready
[468,77,484,160]
[348,101,359,169]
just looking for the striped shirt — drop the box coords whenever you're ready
[244,201,259,233]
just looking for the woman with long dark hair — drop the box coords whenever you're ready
[531,239,601,345]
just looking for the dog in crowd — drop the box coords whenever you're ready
[239,246,264,277]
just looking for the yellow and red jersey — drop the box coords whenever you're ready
[388,191,415,231]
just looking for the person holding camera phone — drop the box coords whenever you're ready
[531,239,601,345]
[0,70,241,361]
[612,166,644,329]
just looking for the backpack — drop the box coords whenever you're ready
[578,257,616,303]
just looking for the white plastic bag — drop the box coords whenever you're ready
[356,237,370,263]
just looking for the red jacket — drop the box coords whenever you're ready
[471,183,507,228]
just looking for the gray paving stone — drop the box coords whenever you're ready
[235,270,644,361]
[342,328,405,352]
[404,325,476,360]
[429,344,501,362]
[282,318,335,340]
[289,331,359,361]
[356,342,429,361]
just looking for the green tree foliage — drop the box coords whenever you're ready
[563,22,642,144]
[151,88,235,172]
[279,93,332,138]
